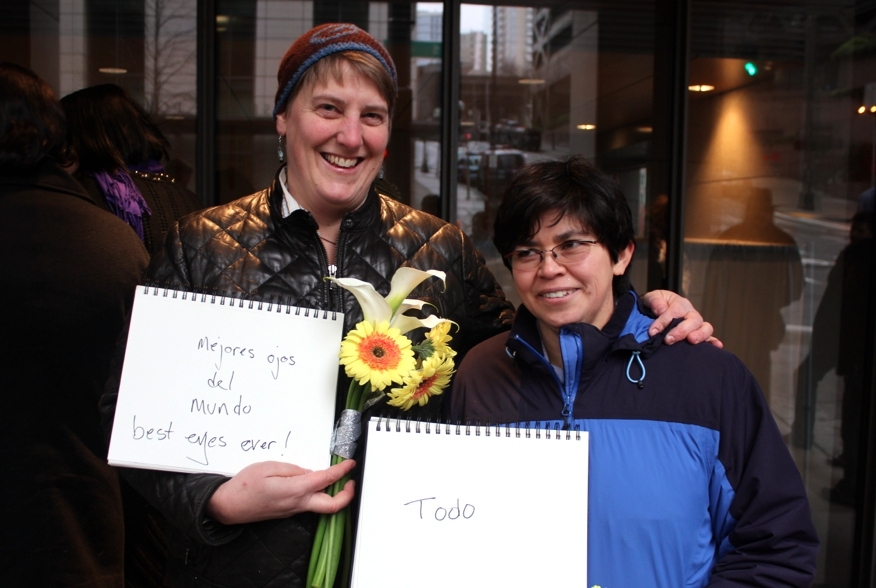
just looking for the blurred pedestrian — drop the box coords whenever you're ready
[0,62,148,587]
[61,83,201,256]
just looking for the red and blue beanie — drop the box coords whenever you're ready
[273,22,397,117]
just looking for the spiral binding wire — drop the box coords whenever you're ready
[372,415,584,440]
[141,282,339,321]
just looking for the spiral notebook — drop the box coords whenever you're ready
[351,417,589,587]
[107,285,344,476]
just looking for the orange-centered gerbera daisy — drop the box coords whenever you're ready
[340,320,416,391]
[387,353,455,411]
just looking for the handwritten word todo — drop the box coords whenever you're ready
[403,497,475,521]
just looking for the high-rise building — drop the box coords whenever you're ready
[460,30,487,74]
[494,6,532,76]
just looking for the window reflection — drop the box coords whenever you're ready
[683,2,866,584]
[32,0,198,190]
[456,2,653,306]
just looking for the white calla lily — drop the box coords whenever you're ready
[393,308,452,335]
[385,268,446,312]
[326,276,392,323]
[326,268,447,334]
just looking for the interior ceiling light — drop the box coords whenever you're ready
[860,106,867,114]
[99,67,127,75]
[636,126,653,133]
[518,78,545,85]
[688,84,715,92]
[576,124,596,130]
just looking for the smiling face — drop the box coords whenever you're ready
[512,210,633,340]
[275,60,389,220]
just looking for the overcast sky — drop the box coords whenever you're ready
[418,3,492,34]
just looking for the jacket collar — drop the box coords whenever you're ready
[268,165,382,233]
[505,290,669,369]
[0,158,97,206]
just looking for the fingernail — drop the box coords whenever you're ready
[665,335,674,344]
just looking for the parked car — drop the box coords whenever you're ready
[476,148,526,207]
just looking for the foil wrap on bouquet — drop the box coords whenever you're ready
[330,409,361,459]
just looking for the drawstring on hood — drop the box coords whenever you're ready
[626,350,646,389]
[616,291,650,390]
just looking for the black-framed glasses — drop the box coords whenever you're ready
[504,239,600,271]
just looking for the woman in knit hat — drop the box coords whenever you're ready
[101,23,713,587]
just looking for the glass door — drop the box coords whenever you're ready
[682,2,874,583]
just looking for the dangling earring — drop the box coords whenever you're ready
[277,136,285,162]
[378,165,384,179]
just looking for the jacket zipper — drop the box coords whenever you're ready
[510,334,570,426]
[511,330,582,430]
[319,228,341,310]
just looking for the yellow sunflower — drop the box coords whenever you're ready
[340,320,416,391]
[387,353,455,411]
[425,321,457,358]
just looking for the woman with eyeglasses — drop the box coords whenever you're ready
[450,155,817,587]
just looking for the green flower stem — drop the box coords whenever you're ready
[306,515,327,586]
[325,507,346,587]
[314,524,331,586]
[340,510,353,587]
[307,380,371,588]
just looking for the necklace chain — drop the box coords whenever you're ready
[318,233,337,246]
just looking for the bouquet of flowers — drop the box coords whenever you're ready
[307,268,456,588]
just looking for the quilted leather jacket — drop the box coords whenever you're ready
[104,169,514,587]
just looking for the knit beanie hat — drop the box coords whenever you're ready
[273,23,398,117]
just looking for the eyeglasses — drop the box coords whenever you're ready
[504,239,599,271]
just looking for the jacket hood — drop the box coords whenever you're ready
[607,290,676,359]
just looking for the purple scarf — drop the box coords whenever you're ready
[91,168,153,240]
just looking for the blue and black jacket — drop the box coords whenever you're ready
[450,291,818,587]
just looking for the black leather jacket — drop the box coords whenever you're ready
[102,170,514,587]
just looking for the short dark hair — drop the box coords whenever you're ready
[60,83,169,173]
[0,62,70,172]
[492,155,636,296]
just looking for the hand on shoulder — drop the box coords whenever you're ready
[642,290,722,347]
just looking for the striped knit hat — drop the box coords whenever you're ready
[273,23,398,117]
